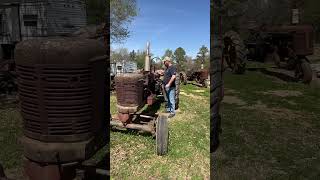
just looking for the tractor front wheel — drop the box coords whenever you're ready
[156,115,169,156]
[299,58,313,84]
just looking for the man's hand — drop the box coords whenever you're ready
[165,83,170,91]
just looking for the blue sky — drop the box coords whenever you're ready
[111,0,210,59]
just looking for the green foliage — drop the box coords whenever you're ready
[110,0,138,43]
[86,0,138,42]
[174,47,187,71]
[218,68,320,178]
[129,50,136,61]
[302,0,320,41]
[110,48,130,63]
[110,84,210,178]
[196,45,209,69]
[135,50,146,69]
[162,49,174,59]
[185,56,196,72]
[220,0,291,33]
[86,0,107,24]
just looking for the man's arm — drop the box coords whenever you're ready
[166,67,176,87]
[167,74,176,86]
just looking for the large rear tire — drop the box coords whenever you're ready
[211,34,223,153]
[223,31,246,74]
[156,115,169,156]
[300,58,313,84]
[179,72,187,85]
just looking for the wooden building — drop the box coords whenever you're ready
[0,0,87,59]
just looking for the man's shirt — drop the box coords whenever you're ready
[163,65,177,87]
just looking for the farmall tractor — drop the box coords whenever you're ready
[185,69,210,88]
[223,30,247,74]
[0,23,110,180]
[223,20,314,83]
[245,24,314,83]
[110,42,180,156]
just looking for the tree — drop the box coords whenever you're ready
[129,50,136,61]
[301,0,320,42]
[220,0,292,35]
[135,50,146,69]
[185,56,196,72]
[162,49,174,59]
[110,48,130,63]
[86,0,107,24]
[110,0,138,43]
[196,45,209,69]
[174,47,186,71]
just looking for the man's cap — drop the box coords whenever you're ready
[163,56,171,62]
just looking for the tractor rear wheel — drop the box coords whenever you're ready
[300,58,313,84]
[180,72,187,85]
[223,31,246,74]
[156,115,169,156]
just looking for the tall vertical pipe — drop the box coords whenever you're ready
[144,41,151,72]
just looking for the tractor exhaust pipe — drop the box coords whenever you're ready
[144,42,151,72]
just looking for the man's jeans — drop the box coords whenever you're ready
[166,86,175,114]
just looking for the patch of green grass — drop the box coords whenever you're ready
[110,84,210,179]
[224,71,320,113]
[0,106,23,169]
[0,104,109,174]
[216,70,320,179]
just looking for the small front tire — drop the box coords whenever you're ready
[156,115,169,156]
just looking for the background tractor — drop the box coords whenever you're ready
[245,24,314,83]
[223,30,247,74]
[185,69,210,88]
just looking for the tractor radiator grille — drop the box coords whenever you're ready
[115,73,145,108]
[16,64,93,142]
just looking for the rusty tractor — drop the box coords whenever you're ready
[183,69,210,88]
[244,24,314,83]
[223,30,247,74]
[111,42,180,156]
[15,38,109,180]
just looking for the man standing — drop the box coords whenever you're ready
[163,56,176,118]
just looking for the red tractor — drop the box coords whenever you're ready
[110,42,181,156]
[245,24,314,83]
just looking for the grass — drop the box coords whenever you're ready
[110,84,210,179]
[0,104,108,179]
[214,66,320,179]
[0,105,23,169]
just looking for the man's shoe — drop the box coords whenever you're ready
[168,113,175,118]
